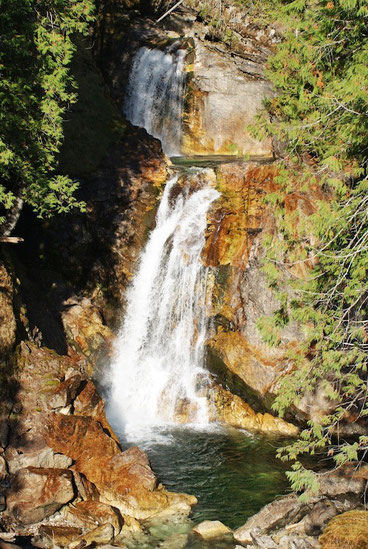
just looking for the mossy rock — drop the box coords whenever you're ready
[319,510,368,548]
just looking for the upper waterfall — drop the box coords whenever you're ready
[108,171,219,432]
[123,45,187,156]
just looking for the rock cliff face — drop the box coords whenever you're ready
[182,40,273,156]
[202,162,301,412]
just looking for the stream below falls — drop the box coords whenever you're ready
[106,419,291,549]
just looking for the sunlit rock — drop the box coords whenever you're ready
[36,525,83,548]
[319,510,368,548]
[45,414,197,520]
[183,42,273,157]
[192,520,232,540]
[67,500,122,536]
[204,380,298,436]
[69,523,115,548]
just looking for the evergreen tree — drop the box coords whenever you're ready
[254,0,368,497]
[0,0,94,234]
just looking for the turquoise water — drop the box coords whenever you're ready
[110,423,291,548]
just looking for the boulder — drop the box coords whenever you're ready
[67,500,122,536]
[204,380,298,435]
[319,510,368,548]
[48,375,82,410]
[234,494,309,544]
[235,464,367,547]
[69,523,114,548]
[5,447,72,474]
[304,499,344,537]
[192,520,232,540]
[318,463,367,498]
[6,467,75,525]
[45,413,196,519]
[37,526,84,548]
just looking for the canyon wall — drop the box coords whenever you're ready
[0,4,320,546]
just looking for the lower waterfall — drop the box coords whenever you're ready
[108,171,219,433]
[123,45,186,156]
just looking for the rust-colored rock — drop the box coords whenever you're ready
[203,163,278,269]
[6,467,75,525]
[68,500,122,535]
[45,413,196,519]
[204,381,298,436]
[202,162,319,422]
[73,380,119,442]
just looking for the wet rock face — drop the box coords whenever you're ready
[203,379,298,436]
[182,41,273,157]
[99,7,273,158]
[202,163,300,411]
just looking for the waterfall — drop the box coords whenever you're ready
[108,171,219,432]
[123,46,186,156]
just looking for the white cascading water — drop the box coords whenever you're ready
[108,172,219,433]
[123,45,186,156]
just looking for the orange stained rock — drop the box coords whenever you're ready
[45,413,196,519]
[203,163,279,268]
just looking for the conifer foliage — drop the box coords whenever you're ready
[255,0,368,496]
[0,0,94,231]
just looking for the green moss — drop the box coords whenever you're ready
[320,511,368,549]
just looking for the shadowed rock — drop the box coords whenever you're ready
[6,467,75,525]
